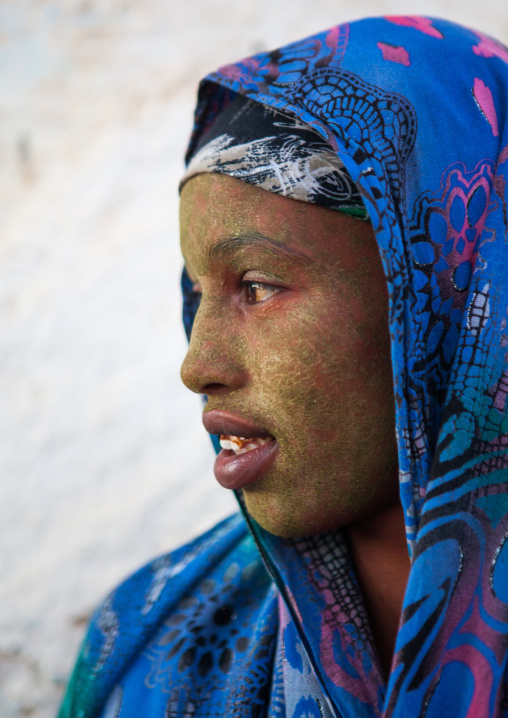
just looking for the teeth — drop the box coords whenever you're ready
[220,434,274,455]
[230,436,244,451]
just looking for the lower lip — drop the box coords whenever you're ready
[214,441,279,490]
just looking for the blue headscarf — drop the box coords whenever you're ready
[59,16,508,718]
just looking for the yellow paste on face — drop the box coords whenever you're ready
[180,173,398,538]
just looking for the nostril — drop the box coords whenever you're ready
[203,383,231,395]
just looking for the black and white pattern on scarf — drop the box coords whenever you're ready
[181,95,367,218]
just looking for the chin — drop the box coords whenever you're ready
[242,494,347,538]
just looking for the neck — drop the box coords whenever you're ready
[346,499,410,680]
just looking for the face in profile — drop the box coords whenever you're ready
[180,173,399,538]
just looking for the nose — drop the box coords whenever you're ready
[180,299,249,396]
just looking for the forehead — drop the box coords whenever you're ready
[180,174,316,253]
[180,173,378,275]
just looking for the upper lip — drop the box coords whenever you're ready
[203,410,274,439]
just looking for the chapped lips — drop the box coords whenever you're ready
[203,410,278,491]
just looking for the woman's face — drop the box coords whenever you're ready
[180,173,399,537]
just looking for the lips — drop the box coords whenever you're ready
[203,410,278,490]
[203,410,273,439]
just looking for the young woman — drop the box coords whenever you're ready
[59,16,508,718]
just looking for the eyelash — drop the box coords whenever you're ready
[190,278,282,304]
[243,280,281,304]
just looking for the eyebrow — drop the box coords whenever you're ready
[207,231,311,264]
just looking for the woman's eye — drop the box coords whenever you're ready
[244,281,281,304]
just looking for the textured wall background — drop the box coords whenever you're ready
[1,1,507,716]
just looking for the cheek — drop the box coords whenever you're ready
[239,297,397,536]
[246,296,390,428]
[248,312,332,407]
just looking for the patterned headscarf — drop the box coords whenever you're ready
[59,17,508,718]
[181,92,368,218]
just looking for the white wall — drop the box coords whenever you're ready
[1,2,507,716]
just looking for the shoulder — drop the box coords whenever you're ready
[98,512,251,619]
[59,513,263,718]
